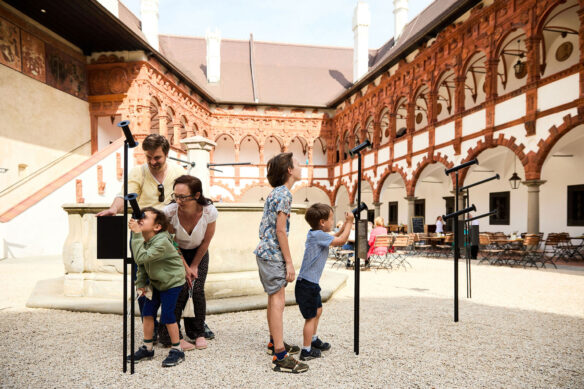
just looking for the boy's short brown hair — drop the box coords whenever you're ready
[142,207,169,233]
[142,134,170,155]
[266,152,294,187]
[305,203,333,230]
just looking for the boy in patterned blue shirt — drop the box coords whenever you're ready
[254,152,307,373]
[295,203,353,360]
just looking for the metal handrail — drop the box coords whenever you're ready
[0,139,91,197]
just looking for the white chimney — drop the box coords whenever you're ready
[140,0,159,51]
[393,0,409,39]
[98,0,119,17]
[205,28,221,83]
[352,1,370,82]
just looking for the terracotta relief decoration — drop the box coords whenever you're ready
[555,41,573,62]
[21,31,45,82]
[0,15,87,100]
[0,17,20,71]
[45,44,87,99]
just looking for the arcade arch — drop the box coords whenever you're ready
[539,124,584,235]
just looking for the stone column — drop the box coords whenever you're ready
[181,136,217,196]
[406,195,416,233]
[523,180,546,234]
[373,201,382,219]
[158,113,168,139]
[234,143,240,185]
[173,121,181,148]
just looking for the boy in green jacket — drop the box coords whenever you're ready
[127,207,186,367]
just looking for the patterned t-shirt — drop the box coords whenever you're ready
[254,185,292,262]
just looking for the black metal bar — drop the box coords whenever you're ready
[458,174,500,192]
[130,259,135,374]
[207,162,252,167]
[442,204,476,220]
[168,156,195,167]
[354,153,361,355]
[465,189,471,299]
[465,210,497,222]
[454,172,459,322]
[444,159,478,175]
[208,168,223,173]
[123,141,128,373]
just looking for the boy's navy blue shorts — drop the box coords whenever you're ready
[295,279,322,319]
[142,284,183,324]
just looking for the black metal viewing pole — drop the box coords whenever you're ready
[442,202,475,322]
[354,153,361,355]
[454,172,459,322]
[123,139,128,373]
[444,159,478,322]
[348,140,371,355]
[117,120,138,374]
[459,174,499,299]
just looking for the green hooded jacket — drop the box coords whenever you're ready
[132,231,185,291]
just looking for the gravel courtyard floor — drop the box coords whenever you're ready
[1,256,583,388]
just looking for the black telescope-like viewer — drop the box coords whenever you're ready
[352,202,368,216]
[349,139,372,156]
[442,204,476,221]
[444,159,478,175]
[118,120,139,148]
[125,193,144,220]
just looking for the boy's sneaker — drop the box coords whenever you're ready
[299,348,321,361]
[267,341,300,355]
[311,337,331,351]
[272,355,309,373]
[161,349,185,367]
[126,346,154,363]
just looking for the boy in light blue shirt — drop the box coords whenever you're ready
[295,203,353,361]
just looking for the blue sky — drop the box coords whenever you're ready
[121,0,435,49]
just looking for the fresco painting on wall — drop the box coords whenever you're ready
[21,30,45,82]
[45,44,87,100]
[0,16,20,71]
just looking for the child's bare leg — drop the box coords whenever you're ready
[143,316,155,340]
[267,287,286,352]
[303,317,317,347]
[267,297,272,338]
[166,322,180,345]
[313,307,323,336]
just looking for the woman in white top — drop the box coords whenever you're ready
[161,175,218,350]
[435,216,444,234]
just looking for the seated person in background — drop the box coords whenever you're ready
[367,217,389,260]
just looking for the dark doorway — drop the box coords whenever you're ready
[414,199,425,219]
[444,196,454,232]
[367,209,375,223]
[388,201,398,224]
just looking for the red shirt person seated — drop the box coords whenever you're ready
[367,217,389,258]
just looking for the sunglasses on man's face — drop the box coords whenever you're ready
[157,184,164,203]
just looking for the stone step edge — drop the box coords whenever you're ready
[26,271,348,315]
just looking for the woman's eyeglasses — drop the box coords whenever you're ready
[157,184,164,202]
[171,193,195,201]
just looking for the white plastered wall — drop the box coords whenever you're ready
[0,65,91,191]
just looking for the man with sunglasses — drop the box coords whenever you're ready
[97,134,184,215]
